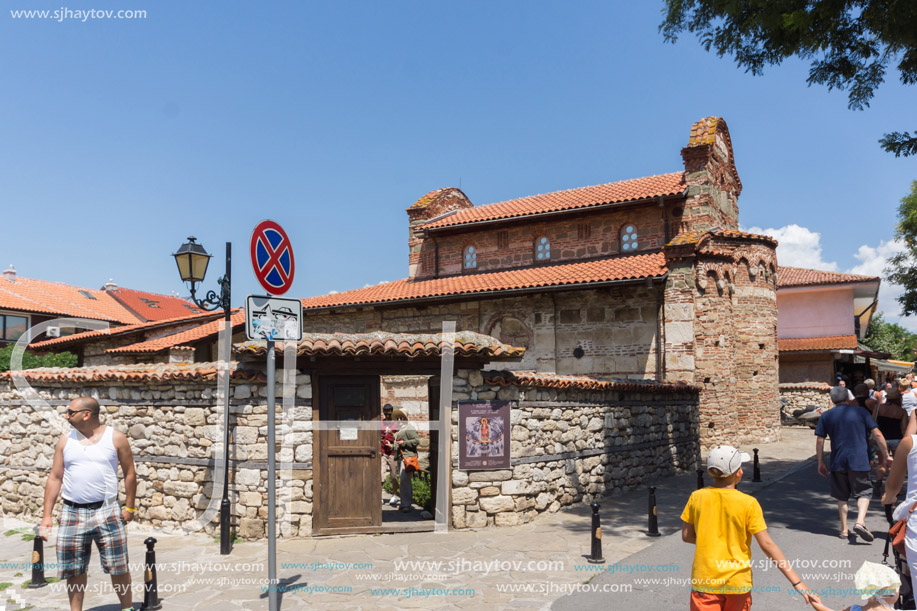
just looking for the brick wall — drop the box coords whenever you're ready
[430,206,670,278]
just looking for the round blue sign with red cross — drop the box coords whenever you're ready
[250,220,295,295]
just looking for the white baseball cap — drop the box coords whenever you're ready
[706,445,751,477]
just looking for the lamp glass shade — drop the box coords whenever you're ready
[172,239,211,283]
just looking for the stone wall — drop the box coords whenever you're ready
[302,286,660,380]
[0,368,314,540]
[779,353,835,384]
[779,382,832,423]
[448,369,699,528]
[1,365,701,537]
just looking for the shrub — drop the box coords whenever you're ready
[0,344,77,373]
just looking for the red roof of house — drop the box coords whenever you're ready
[777,267,878,288]
[29,310,225,351]
[0,276,141,323]
[301,252,668,310]
[106,287,202,321]
[422,172,686,230]
[106,311,246,354]
[778,335,858,352]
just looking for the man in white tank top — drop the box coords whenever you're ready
[39,397,137,611]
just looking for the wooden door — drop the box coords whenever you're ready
[314,375,381,534]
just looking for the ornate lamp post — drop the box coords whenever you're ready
[172,237,233,555]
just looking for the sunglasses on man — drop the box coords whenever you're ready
[65,408,91,417]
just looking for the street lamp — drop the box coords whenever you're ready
[172,236,233,555]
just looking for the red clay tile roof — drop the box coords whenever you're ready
[687,116,720,147]
[666,228,777,248]
[409,188,448,210]
[422,172,686,230]
[106,287,202,321]
[778,266,878,288]
[29,311,224,351]
[0,362,264,383]
[779,382,832,391]
[235,331,525,360]
[0,276,141,323]
[778,335,858,352]
[301,252,667,310]
[484,370,698,393]
[106,311,246,354]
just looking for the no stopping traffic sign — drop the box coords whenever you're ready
[250,220,295,295]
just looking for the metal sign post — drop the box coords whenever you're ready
[266,339,277,611]
[248,219,297,611]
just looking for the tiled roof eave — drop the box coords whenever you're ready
[303,271,668,312]
[423,192,686,233]
[778,279,880,290]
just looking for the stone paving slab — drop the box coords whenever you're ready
[0,428,816,610]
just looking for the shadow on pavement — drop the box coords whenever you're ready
[548,457,812,539]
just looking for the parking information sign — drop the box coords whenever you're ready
[245,295,303,341]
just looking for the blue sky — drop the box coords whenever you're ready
[2,2,915,326]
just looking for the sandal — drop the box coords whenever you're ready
[837,530,849,538]
[853,523,874,542]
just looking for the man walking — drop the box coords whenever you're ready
[39,396,137,611]
[816,386,891,542]
[381,403,400,506]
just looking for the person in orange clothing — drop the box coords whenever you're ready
[681,445,820,610]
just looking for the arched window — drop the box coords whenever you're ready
[620,224,638,252]
[463,245,477,269]
[535,236,551,261]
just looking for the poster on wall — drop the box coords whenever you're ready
[458,400,514,470]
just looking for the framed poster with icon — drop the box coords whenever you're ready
[458,400,514,470]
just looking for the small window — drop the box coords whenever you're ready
[535,237,551,261]
[463,245,477,269]
[0,314,28,343]
[78,290,97,300]
[497,231,509,249]
[620,224,638,252]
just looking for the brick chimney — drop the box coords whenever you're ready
[680,117,742,233]
[405,188,473,279]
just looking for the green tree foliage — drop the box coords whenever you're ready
[887,181,917,315]
[862,312,917,361]
[660,1,917,156]
[0,344,77,373]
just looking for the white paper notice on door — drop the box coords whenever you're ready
[339,428,358,441]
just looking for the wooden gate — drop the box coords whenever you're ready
[313,375,381,534]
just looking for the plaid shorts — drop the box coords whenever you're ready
[56,501,129,580]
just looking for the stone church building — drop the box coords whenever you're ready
[300,116,780,447]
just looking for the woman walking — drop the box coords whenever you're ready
[393,410,419,512]
[873,387,908,497]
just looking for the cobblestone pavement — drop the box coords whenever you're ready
[0,428,815,610]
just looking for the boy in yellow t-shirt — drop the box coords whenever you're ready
[681,445,820,610]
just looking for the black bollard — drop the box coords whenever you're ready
[27,526,48,589]
[753,448,761,482]
[140,537,162,611]
[647,487,661,537]
[587,502,605,564]
[696,469,705,490]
